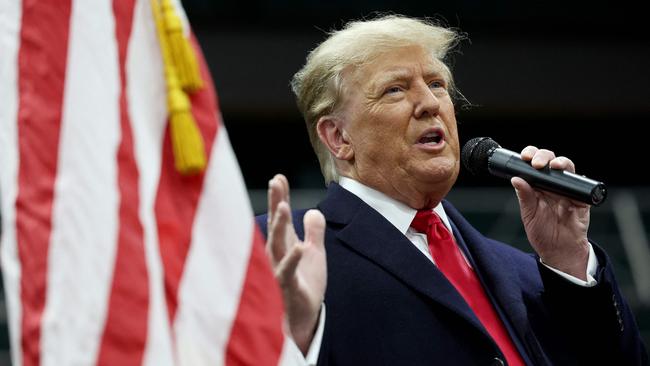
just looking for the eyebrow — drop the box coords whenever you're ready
[370,69,410,88]
[369,67,447,92]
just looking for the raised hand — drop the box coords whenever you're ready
[266,174,327,354]
[510,147,591,280]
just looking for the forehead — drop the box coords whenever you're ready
[353,45,448,85]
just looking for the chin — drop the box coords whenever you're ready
[419,164,459,195]
[422,159,458,182]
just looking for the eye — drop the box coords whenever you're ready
[385,86,403,95]
[429,80,446,89]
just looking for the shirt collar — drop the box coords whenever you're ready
[338,177,453,234]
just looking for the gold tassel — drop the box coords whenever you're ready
[151,0,206,175]
[161,0,203,92]
[167,72,206,174]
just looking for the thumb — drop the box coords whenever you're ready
[511,176,536,207]
[303,209,326,249]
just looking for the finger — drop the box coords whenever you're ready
[267,175,288,224]
[549,156,575,173]
[531,148,556,169]
[303,209,326,250]
[267,201,291,263]
[267,178,279,223]
[520,146,538,162]
[276,174,291,204]
[275,244,304,287]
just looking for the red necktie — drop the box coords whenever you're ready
[411,210,525,366]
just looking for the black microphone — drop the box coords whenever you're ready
[461,137,607,206]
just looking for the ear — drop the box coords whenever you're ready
[316,116,354,161]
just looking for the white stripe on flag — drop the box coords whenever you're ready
[128,0,175,364]
[0,1,23,365]
[174,127,255,365]
[41,0,121,364]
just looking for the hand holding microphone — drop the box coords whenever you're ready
[462,137,597,279]
[461,137,607,206]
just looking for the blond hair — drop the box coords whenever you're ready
[291,15,463,184]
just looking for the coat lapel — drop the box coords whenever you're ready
[444,201,548,365]
[318,183,493,341]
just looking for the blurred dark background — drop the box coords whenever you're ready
[186,0,650,191]
[1,0,649,363]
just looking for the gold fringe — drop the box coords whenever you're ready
[167,72,206,174]
[151,0,206,175]
[161,0,203,92]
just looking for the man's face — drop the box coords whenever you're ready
[339,45,460,208]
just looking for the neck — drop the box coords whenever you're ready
[340,172,447,210]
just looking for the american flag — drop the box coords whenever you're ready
[0,0,301,365]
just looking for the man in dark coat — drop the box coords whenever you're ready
[259,15,648,365]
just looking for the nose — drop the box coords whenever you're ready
[413,81,440,119]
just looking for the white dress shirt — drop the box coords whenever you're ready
[299,177,598,365]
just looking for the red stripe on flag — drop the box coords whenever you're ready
[96,1,149,365]
[225,225,285,366]
[15,0,72,364]
[154,34,219,324]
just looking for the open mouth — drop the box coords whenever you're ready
[418,129,444,145]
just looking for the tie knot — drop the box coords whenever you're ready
[410,209,441,234]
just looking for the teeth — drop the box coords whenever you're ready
[419,131,442,144]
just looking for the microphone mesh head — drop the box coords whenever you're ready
[461,137,500,176]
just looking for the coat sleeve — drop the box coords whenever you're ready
[255,213,269,237]
[256,210,309,240]
[537,243,648,365]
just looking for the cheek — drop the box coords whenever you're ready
[362,133,394,160]
[353,106,413,157]
[359,123,399,149]
[447,127,459,150]
[442,109,459,144]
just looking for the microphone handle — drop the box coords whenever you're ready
[488,149,607,206]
